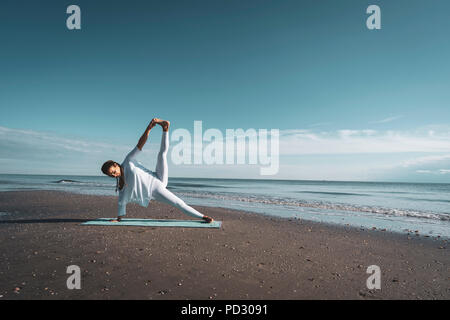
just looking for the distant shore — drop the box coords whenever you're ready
[0,190,448,299]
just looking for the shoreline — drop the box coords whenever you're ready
[0,190,448,299]
[1,189,447,241]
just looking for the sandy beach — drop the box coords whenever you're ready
[0,190,448,300]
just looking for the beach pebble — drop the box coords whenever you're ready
[331,272,341,277]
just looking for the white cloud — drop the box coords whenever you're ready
[0,126,161,174]
[369,115,403,124]
[1,125,450,179]
[0,126,116,153]
[307,122,332,128]
[414,168,450,175]
[401,155,450,168]
[279,129,450,155]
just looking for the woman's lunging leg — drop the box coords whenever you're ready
[152,180,204,219]
[155,130,169,187]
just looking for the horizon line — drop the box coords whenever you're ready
[0,172,448,185]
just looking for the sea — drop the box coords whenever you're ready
[0,174,449,238]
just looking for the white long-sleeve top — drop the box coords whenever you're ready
[117,146,157,216]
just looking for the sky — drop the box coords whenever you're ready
[0,0,449,182]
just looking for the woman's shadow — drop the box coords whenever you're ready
[0,218,91,224]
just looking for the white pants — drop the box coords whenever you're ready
[151,131,204,219]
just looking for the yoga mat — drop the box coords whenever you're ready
[81,218,221,228]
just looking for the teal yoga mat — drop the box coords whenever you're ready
[81,218,222,228]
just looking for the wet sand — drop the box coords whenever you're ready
[0,191,448,300]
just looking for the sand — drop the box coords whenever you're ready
[0,191,448,300]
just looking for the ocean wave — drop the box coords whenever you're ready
[169,182,228,189]
[296,191,369,196]
[401,197,450,203]
[53,179,113,187]
[54,179,82,183]
[177,191,450,222]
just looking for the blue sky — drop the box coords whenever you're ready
[1,0,449,182]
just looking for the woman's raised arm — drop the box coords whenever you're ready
[136,119,156,150]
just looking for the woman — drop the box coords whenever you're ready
[101,118,214,223]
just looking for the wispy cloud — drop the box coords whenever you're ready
[401,155,450,168]
[307,122,332,128]
[369,115,404,124]
[279,128,450,155]
[0,126,160,174]
[2,125,450,180]
[416,170,432,174]
[415,168,450,175]
[0,126,116,152]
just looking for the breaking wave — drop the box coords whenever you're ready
[177,191,450,222]
[53,179,112,188]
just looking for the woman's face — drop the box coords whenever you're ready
[107,163,121,177]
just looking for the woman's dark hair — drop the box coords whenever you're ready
[101,160,116,175]
[101,160,125,192]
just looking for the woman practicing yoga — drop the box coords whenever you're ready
[101,118,214,223]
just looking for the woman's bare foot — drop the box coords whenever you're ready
[202,215,214,223]
[110,218,122,223]
[152,118,170,131]
[161,120,170,131]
